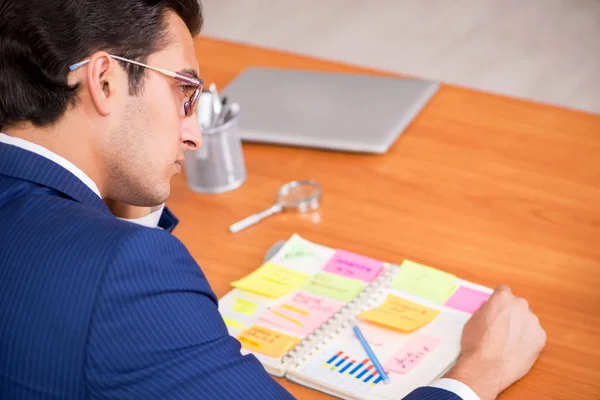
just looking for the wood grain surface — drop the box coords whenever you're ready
[165,36,600,399]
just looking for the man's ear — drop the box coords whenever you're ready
[86,52,123,117]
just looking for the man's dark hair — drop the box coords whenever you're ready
[0,0,203,131]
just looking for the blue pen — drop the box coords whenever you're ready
[350,319,391,384]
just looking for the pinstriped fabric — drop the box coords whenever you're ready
[402,387,463,400]
[0,143,109,215]
[0,143,295,399]
[0,143,459,400]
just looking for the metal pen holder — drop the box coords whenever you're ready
[184,110,247,194]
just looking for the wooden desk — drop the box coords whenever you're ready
[167,36,600,399]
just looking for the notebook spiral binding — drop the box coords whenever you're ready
[282,263,398,370]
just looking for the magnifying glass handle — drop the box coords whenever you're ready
[229,203,284,233]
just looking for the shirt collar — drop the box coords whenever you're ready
[0,133,102,198]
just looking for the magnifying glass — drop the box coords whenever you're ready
[229,180,322,233]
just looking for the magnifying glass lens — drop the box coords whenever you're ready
[279,183,320,206]
[229,180,322,233]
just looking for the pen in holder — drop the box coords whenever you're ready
[184,97,246,194]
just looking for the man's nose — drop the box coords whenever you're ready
[181,115,202,151]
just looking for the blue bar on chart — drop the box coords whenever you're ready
[356,365,373,380]
[364,372,377,383]
[321,350,386,386]
[334,356,349,369]
[325,351,343,366]
[349,359,368,376]
[339,359,355,373]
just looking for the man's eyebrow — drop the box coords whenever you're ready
[177,68,199,79]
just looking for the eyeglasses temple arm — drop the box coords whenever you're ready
[68,54,200,86]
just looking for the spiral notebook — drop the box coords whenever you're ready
[218,234,493,400]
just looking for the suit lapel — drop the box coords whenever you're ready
[0,142,111,215]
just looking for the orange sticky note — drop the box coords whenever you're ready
[237,325,301,358]
[357,294,440,332]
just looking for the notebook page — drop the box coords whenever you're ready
[218,234,386,375]
[286,262,492,399]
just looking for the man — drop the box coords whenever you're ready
[0,1,546,399]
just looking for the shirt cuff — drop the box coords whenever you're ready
[428,378,480,400]
[117,204,165,228]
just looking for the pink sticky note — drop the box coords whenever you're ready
[259,291,344,336]
[323,249,384,283]
[383,336,441,374]
[444,286,491,314]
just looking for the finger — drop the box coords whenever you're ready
[488,284,513,306]
[515,297,529,311]
[475,284,513,317]
[494,284,511,294]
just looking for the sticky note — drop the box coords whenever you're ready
[231,262,309,298]
[357,294,440,332]
[384,336,441,374]
[281,237,316,260]
[223,317,246,330]
[444,286,491,314]
[391,260,457,303]
[269,235,337,274]
[237,325,301,358]
[232,298,258,316]
[301,272,364,303]
[323,249,384,283]
[259,291,344,336]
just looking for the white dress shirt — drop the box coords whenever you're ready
[0,132,479,400]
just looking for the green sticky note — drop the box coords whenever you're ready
[282,236,316,260]
[391,260,457,304]
[301,272,364,303]
[231,262,309,298]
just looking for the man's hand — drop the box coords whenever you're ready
[444,284,547,400]
[104,199,153,219]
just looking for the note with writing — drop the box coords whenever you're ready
[391,260,457,303]
[259,291,344,336]
[231,262,309,298]
[232,298,259,316]
[323,249,384,283]
[444,286,491,314]
[237,325,301,358]
[383,335,441,374]
[281,238,316,260]
[271,234,336,274]
[301,272,364,302]
[357,294,440,332]
[218,289,277,334]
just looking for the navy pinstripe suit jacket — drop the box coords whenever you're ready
[0,142,461,400]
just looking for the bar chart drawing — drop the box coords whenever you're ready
[322,350,386,385]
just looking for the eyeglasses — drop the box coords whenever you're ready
[69,54,203,117]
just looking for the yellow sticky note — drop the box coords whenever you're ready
[237,325,301,358]
[231,262,309,298]
[223,317,245,330]
[232,298,258,316]
[357,294,440,332]
[391,260,457,303]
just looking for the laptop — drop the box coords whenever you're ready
[220,67,439,154]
